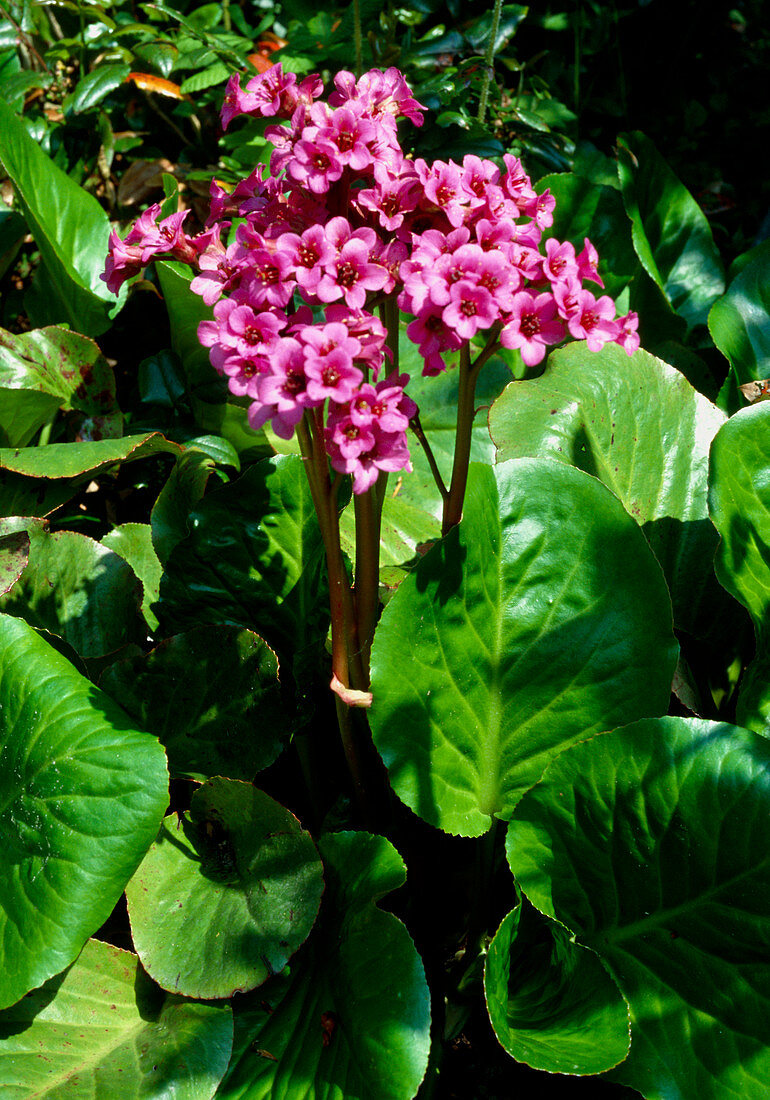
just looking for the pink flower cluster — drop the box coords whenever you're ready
[102,64,638,494]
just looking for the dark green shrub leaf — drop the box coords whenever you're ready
[708,242,770,385]
[507,716,770,1099]
[126,778,324,999]
[370,459,677,837]
[0,938,232,1098]
[0,529,144,657]
[0,614,169,1009]
[101,626,286,780]
[617,131,724,329]
[709,402,770,734]
[0,99,124,336]
[488,342,727,637]
[158,455,329,663]
[218,832,431,1100]
[484,900,630,1075]
[69,63,130,113]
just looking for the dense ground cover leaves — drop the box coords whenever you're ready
[1,1,769,1097]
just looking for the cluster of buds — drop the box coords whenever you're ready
[103,64,638,494]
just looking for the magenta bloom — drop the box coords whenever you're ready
[501,292,565,366]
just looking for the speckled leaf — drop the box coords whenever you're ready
[0,325,118,418]
[126,778,324,999]
[0,529,143,657]
[0,517,44,595]
[484,900,630,1075]
[0,939,232,1099]
[369,460,677,837]
[101,626,286,781]
[217,832,431,1100]
[488,342,727,637]
[0,615,168,1009]
[507,717,770,1100]
[709,402,770,735]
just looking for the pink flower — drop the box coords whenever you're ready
[500,291,565,366]
[316,239,389,309]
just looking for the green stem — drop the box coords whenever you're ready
[221,0,231,32]
[477,0,504,125]
[411,414,449,503]
[353,0,363,79]
[354,481,385,676]
[442,343,476,534]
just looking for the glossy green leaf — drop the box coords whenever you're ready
[70,62,130,113]
[0,432,182,518]
[0,201,25,280]
[507,716,770,1100]
[536,172,637,297]
[156,262,261,452]
[158,455,329,662]
[126,778,324,999]
[617,131,724,329]
[151,448,215,566]
[708,242,770,385]
[484,900,630,1075]
[102,522,163,632]
[0,614,169,1009]
[101,626,286,780]
[0,432,182,480]
[0,938,232,1099]
[370,459,677,837]
[0,528,143,657]
[0,99,124,336]
[218,832,431,1100]
[709,402,770,734]
[488,342,727,637]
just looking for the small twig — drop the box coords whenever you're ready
[477,0,503,124]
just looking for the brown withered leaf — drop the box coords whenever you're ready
[739,379,770,404]
[117,158,176,207]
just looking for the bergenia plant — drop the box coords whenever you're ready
[103,62,638,735]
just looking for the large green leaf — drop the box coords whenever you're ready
[709,402,770,734]
[617,131,724,329]
[102,522,162,632]
[708,242,770,386]
[0,517,43,595]
[158,455,329,663]
[536,172,637,298]
[484,899,630,1075]
[0,614,168,1009]
[0,99,124,336]
[218,832,431,1100]
[507,716,770,1100]
[0,938,233,1099]
[488,342,727,637]
[369,459,677,837]
[151,448,215,566]
[101,626,286,780]
[156,261,260,453]
[0,433,182,518]
[126,778,324,999]
[0,529,144,657]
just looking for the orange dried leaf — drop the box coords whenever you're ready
[126,73,187,100]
